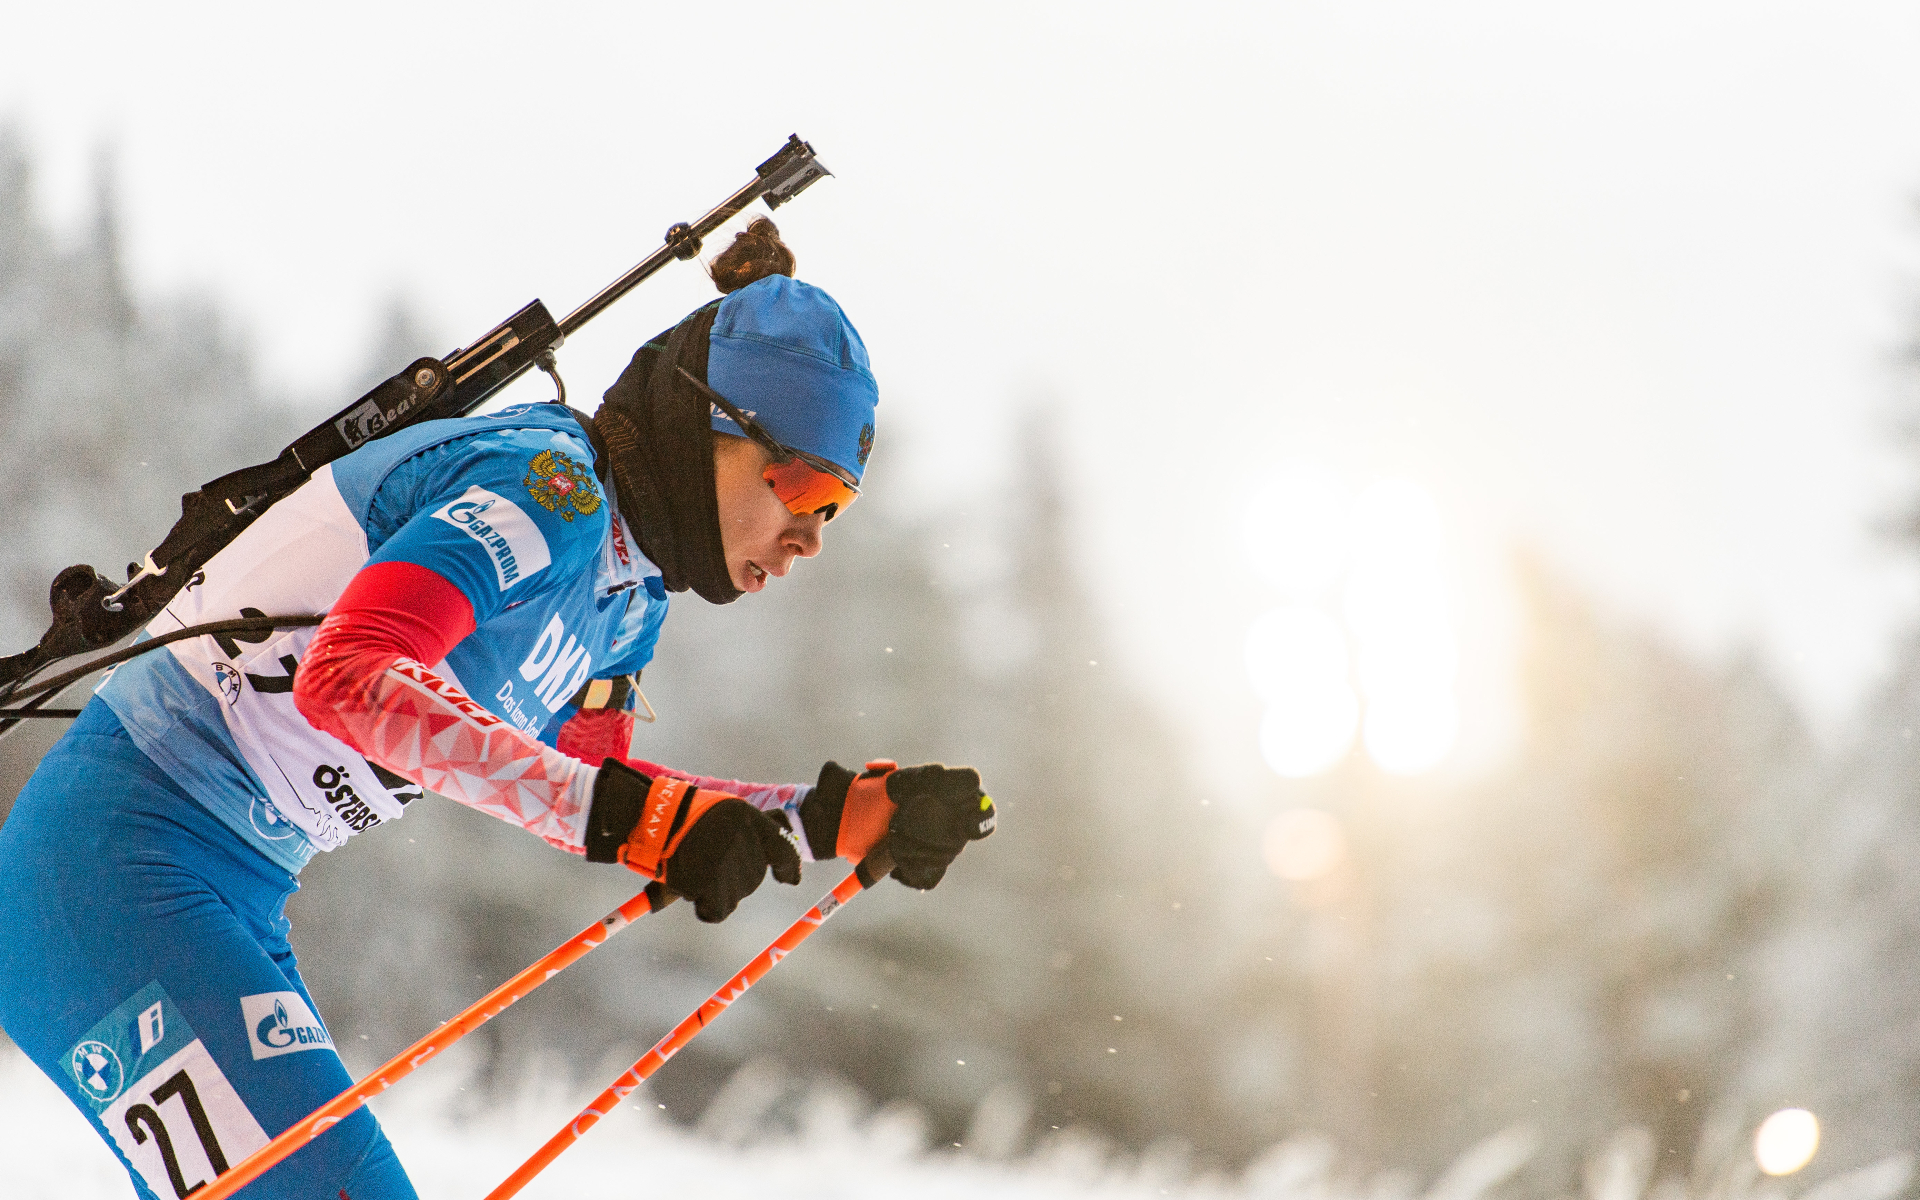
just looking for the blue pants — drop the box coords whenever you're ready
[0,703,416,1199]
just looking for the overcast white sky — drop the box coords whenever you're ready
[8,1,1920,785]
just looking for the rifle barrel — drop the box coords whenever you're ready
[557,173,766,339]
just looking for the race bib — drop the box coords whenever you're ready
[68,983,269,1200]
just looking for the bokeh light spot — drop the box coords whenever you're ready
[1350,478,1443,568]
[1243,468,1459,778]
[1362,690,1458,775]
[1343,562,1451,645]
[1259,684,1359,778]
[1241,465,1352,599]
[1353,615,1459,698]
[1754,1108,1819,1176]
[1246,606,1349,703]
[1263,808,1347,881]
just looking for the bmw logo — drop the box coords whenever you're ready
[70,1040,124,1103]
[213,662,242,706]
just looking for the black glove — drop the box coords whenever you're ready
[801,760,996,890]
[586,759,800,923]
[665,798,803,923]
[886,764,995,889]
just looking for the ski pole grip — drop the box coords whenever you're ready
[854,845,895,888]
[645,880,678,913]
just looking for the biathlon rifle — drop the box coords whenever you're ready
[0,135,830,717]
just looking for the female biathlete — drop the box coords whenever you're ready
[0,221,995,1199]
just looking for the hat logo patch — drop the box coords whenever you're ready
[857,423,874,467]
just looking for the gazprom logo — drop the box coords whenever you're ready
[240,992,333,1061]
[433,485,551,591]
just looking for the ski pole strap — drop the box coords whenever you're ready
[616,775,724,880]
[836,759,899,861]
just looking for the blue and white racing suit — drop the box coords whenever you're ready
[0,403,804,1199]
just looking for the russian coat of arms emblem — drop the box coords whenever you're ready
[524,450,603,522]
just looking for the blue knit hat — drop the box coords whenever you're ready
[706,275,879,483]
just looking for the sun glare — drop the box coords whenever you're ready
[1242,465,1351,599]
[1350,478,1443,567]
[1246,607,1349,703]
[1263,808,1347,881]
[1244,471,1458,778]
[1259,686,1359,777]
[1754,1108,1819,1176]
[1363,690,1459,775]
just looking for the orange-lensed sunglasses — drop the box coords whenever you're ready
[678,366,859,520]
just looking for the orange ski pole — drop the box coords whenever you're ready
[485,848,895,1200]
[198,881,675,1200]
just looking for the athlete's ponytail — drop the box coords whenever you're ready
[707,218,796,294]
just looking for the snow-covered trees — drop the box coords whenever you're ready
[4,131,1920,1196]
[0,125,292,783]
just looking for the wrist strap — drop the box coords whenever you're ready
[617,776,723,879]
[835,759,899,861]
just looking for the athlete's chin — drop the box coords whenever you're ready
[733,561,769,593]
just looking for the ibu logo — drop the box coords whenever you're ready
[240,992,333,1061]
[137,1001,164,1054]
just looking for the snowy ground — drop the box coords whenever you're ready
[4,1043,1913,1200]
[0,1042,1285,1200]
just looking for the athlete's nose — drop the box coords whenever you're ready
[787,514,824,559]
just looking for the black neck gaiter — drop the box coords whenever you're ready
[585,303,742,605]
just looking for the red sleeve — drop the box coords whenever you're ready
[319,559,477,666]
[294,559,600,855]
[294,561,475,742]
